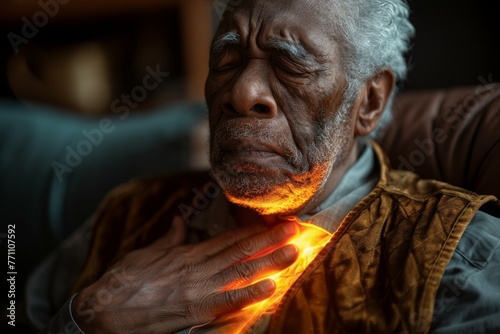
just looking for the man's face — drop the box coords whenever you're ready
[206,0,357,216]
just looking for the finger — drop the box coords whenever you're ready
[209,222,299,270]
[263,215,299,225]
[196,223,270,257]
[215,244,299,290]
[149,215,187,250]
[208,279,276,316]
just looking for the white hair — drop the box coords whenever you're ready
[327,0,415,137]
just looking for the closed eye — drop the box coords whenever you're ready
[210,48,243,72]
[272,57,313,78]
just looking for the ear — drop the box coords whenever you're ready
[354,69,395,137]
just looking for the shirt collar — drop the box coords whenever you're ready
[301,143,380,232]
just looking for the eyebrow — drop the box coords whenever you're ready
[211,31,241,54]
[211,32,313,61]
[266,38,311,61]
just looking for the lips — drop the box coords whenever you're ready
[221,138,284,157]
[215,138,287,171]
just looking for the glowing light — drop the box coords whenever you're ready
[196,221,333,333]
[224,164,331,216]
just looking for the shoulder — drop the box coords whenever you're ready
[455,209,500,268]
[98,171,213,210]
[91,170,215,241]
[72,171,213,291]
[431,209,500,333]
[383,168,486,201]
[372,141,495,205]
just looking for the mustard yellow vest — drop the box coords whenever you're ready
[74,143,499,334]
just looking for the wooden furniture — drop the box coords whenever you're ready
[1,0,212,102]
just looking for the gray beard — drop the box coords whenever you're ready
[210,100,352,216]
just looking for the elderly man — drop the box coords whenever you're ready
[33,0,500,333]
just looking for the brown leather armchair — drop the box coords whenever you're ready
[378,84,500,199]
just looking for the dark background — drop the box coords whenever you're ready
[404,0,499,91]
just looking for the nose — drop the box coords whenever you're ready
[222,60,278,118]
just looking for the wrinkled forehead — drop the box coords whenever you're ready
[215,0,337,52]
[222,0,323,17]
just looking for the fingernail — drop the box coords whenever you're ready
[260,280,275,293]
[282,222,297,236]
[280,216,298,223]
[283,244,298,258]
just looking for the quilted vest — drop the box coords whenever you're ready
[73,143,499,334]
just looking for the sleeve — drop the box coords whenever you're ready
[39,295,85,334]
[26,220,91,333]
[431,210,500,333]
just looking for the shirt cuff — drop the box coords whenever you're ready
[42,294,85,334]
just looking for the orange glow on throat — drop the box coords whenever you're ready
[195,221,333,333]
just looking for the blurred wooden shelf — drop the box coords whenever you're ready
[0,0,182,22]
[1,0,212,100]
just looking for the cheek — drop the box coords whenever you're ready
[273,72,339,124]
[288,116,317,150]
[206,75,227,128]
[275,91,322,155]
[205,74,220,107]
[206,70,235,104]
[281,89,348,167]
